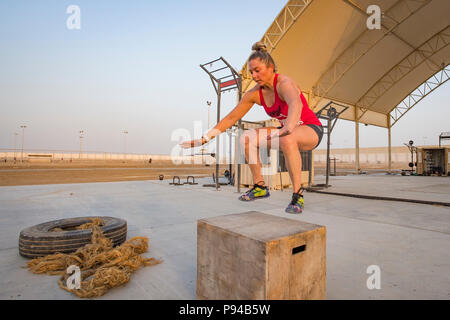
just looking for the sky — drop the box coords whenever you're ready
[1,0,449,156]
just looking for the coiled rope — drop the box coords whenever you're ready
[26,218,161,298]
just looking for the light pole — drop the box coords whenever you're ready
[206,101,212,129]
[79,130,84,160]
[123,131,128,161]
[20,125,26,162]
[13,132,18,161]
[202,101,212,165]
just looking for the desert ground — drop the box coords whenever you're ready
[0,160,234,186]
[0,159,404,186]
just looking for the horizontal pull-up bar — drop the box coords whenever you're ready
[200,57,222,66]
[218,74,236,81]
[220,79,238,88]
[209,66,229,74]
[221,86,239,93]
[240,120,265,125]
[221,88,238,93]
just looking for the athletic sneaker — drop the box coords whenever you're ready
[285,192,304,214]
[239,184,270,201]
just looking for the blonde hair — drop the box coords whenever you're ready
[248,42,277,72]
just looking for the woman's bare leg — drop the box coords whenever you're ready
[240,127,278,186]
[283,145,302,193]
[279,125,319,193]
[244,137,264,185]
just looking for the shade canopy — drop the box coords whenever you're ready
[241,0,450,128]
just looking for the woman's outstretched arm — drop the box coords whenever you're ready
[179,90,256,148]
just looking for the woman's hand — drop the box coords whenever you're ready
[179,138,204,149]
[275,126,293,138]
[267,126,292,141]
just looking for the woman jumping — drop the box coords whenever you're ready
[180,42,323,214]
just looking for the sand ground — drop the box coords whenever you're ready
[0,159,402,187]
[0,160,233,186]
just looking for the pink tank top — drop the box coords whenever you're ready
[258,74,322,127]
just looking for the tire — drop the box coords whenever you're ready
[19,216,127,259]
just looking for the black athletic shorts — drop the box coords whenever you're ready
[276,124,324,149]
[306,124,324,148]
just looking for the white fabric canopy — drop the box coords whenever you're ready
[241,0,450,128]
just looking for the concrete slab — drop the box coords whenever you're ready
[0,174,449,299]
[313,173,450,204]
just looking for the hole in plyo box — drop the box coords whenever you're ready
[292,245,306,255]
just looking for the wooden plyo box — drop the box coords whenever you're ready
[197,211,326,300]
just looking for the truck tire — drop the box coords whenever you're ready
[19,216,127,258]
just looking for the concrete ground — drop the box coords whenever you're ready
[0,173,449,300]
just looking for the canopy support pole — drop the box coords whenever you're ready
[388,115,392,174]
[355,106,360,174]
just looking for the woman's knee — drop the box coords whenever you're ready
[279,135,297,151]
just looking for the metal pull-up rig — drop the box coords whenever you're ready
[200,57,242,191]
[312,101,349,188]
